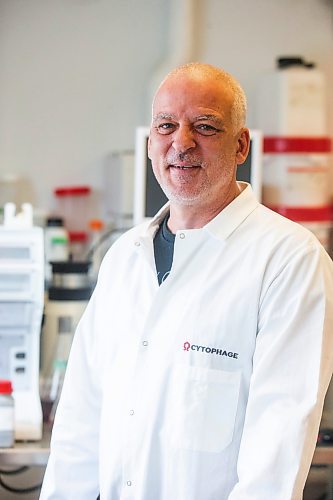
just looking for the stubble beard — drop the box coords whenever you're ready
[156,153,236,208]
[159,175,212,207]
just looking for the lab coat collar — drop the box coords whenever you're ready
[204,183,260,241]
[142,182,259,242]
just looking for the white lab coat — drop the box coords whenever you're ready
[40,183,333,500]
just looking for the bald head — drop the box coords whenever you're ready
[153,62,247,133]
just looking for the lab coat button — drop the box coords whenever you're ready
[127,480,132,486]
[142,340,148,347]
[129,410,134,416]
[179,233,185,239]
[134,241,140,246]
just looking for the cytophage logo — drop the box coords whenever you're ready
[183,341,239,359]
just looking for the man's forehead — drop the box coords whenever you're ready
[152,90,232,124]
[153,74,233,110]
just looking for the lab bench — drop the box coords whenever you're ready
[0,426,51,467]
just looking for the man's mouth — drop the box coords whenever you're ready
[174,165,195,169]
[169,163,201,170]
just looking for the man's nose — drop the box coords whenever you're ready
[172,126,195,153]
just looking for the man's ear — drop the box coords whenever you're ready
[236,128,250,165]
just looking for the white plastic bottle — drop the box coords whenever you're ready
[87,218,105,282]
[257,56,326,136]
[44,217,69,284]
[0,380,15,448]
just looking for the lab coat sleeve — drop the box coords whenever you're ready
[40,289,102,500]
[228,243,333,500]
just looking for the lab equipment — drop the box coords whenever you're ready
[104,152,134,229]
[0,203,44,441]
[0,379,15,447]
[68,231,88,261]
[87,218,105,282]
[40,260,92,422]
[263,136,332,250]
[44,216,69,285]
[257,56,332,252]
[53,185,92,234]
[257,56,327,135]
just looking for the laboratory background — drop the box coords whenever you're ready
[0,0,333,498]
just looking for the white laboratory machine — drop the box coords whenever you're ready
[0,203,44,440]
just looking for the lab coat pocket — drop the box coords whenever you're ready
[164,364,241,453]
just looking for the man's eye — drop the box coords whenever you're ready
[157,123,175,134]
[196,124,219,135]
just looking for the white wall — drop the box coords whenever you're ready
[0,0,332,218]
[196,0,333,130]
[0,0,168,215]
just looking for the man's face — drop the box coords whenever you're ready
[148,74,249,212]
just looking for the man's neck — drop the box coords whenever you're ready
[167,185,242,233]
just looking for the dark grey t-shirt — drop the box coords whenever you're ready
[153,214,175,285]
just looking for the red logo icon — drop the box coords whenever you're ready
[183,341,191,351]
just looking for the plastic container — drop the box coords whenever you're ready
[88,219,105,281]
[257,57,326,136]
[263,137,332,208]
[54,185,91,233]
[263,137,332,251]
[269,206,332,252]
[69,231,88,261]
[44,217,70,284]
[0,380,15,448]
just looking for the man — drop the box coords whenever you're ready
[40,63,333,499]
